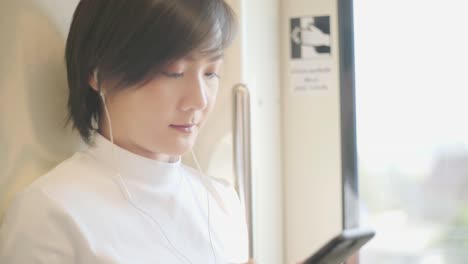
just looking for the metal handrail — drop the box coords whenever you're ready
[232,83,254,259]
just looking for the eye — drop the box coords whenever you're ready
[162,72,184,79]
[205,72,220,79]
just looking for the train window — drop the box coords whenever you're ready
[354,0,468,263]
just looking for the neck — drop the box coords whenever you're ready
[97,128,180,163]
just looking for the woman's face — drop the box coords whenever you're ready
[93,54,223,161]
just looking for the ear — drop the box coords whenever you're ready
[88,69,99,92]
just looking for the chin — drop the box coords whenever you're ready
[165,140,196,156]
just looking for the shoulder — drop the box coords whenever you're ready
[1,150,102,230]
[1,151,119,236]
[21,151,117,207]
[182,164,244,214]
[22,152,86,192]
[181,163,235,193]
[1,187,71,229]
[0,187,78,262]
[27,151,104,189]
[0,151,116,262]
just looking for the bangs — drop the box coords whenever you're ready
[147,0,237,57]
[181,0,237,57]
[97,0,237,91]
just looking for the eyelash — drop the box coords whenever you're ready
[205,72,220,79]
[163,72,184,78]
[161,72,220,79]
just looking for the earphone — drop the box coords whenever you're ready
[94,70,218,264]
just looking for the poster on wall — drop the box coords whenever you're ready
[289,15,333,94]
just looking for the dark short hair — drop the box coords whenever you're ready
[65,0,237,144]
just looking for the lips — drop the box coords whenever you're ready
[170,124,194,128]
[170,124,196,133]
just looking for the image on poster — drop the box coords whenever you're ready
[290,15,333,94]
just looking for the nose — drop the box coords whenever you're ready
[181,74,208,112]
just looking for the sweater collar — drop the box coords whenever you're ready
[85,133,183,189]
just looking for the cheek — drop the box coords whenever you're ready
[135,81,178,114]
[131,94,161,118]
[206,88,218,112]
[198,92,217,127]
[207,83,218,103]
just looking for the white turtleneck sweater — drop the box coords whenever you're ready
[0,134,249,264]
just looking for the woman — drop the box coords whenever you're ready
[0,0,250,263]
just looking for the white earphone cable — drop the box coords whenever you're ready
[191,150,218,264]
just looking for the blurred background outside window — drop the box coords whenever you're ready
[355,1,468,263]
